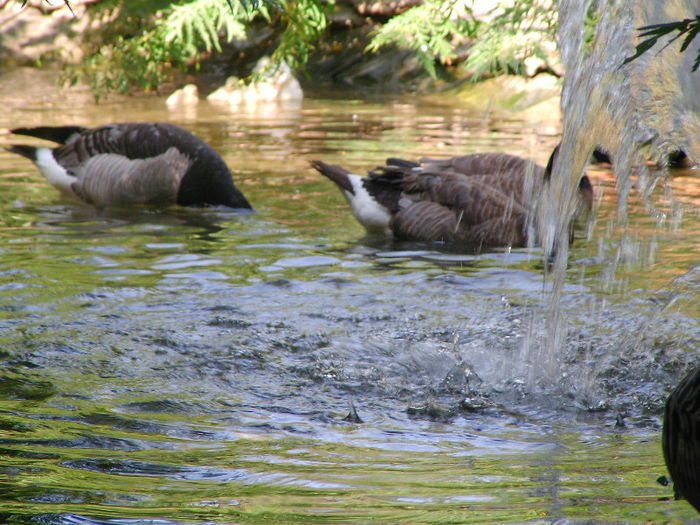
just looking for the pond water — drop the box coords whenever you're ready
[0,68,698,523]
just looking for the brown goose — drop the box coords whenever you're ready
[8,122,251,209]
[311,147,593,248]
[663,368,700,512]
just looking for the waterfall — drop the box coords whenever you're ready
[525,0,699,386]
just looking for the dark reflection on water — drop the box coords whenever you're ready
[0,69,698,523]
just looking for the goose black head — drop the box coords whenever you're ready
[544,143,594,211]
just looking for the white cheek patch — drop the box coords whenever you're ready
[345,174,392,234]
[35,148,77,195]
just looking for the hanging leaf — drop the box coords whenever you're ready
[623,16,700,71]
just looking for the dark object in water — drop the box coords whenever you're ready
[663,367,700,512]
[311,146,593,249]
[590,146,693,169]
[343,403,363,423]
[8,122,252,209]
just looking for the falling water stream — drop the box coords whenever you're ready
[0,2,698,523]
[532,0,700,386]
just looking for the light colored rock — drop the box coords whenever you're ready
[207,76,241,104]
[0,0,95,65]
[455,74,561,126]
[207,56,303,109]
[166,84,199,108]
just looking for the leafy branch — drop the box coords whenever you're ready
[464,1,558,78]
[272,0,330,72]
[62,0,332,99]
[65,0,271,99]
[367,0,476,79]
[623,16,700,71]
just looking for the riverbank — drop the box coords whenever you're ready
[1,0,561,110]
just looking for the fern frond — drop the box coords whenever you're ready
[464,0,558,79]
[272,0,329,71]
[161,0,258,53]
[367,0,476,79]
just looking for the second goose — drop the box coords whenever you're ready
[311,147,593,249]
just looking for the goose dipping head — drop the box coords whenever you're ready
[8,122,251,209]
[311,145,593,250]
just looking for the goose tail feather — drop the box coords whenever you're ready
[310,160,354,194]
[11,126,87,145]
[7,144,38,161]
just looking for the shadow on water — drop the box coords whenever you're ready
[0,16,698,519]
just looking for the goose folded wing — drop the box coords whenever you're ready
[420,153,537,179]
[391,197,528,246]
[70,148,192,205]
[391,200,460,242]
[401,172,529,222]
[396,171,531,245]
[56,123,184,165]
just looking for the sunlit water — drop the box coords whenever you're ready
[0,68,698,523]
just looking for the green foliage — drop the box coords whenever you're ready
[367,0,477,79]
[623,16,700,71]
[65,0,332,100]
[66,0,270,99]
[582,2,600,56]
[464,1,558,78]
[272,0,331,72]
[367,0,559,80]
[60,0,561,98]
[162,0,258,55]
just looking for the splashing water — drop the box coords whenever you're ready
[524,0,700,385]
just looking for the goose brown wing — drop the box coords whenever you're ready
[52,123,192,167]
[391,200,460,242]
[383,153,530,176]
[423,152,534,177]
[418,153,541,206]
[391,198,527,246]
[402,170,528,222]
[70,148,192,205]
[392,168,530,245]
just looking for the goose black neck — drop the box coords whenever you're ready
[544,143,560,181]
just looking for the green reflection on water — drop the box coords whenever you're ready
[0,403,689,523]
[0,69,697,524]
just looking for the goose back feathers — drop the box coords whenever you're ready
[663,368,700,512]
[8,122,251,209]
[311,150,593,248]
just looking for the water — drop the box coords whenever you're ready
[537,0,700,388]
[0,67,698,523]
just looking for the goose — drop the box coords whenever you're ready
[8,122,252,209]
[311,146,593,249]
[663,368,700,512]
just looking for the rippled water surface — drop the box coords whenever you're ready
[0,68,698,523]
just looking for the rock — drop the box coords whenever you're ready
[206,56,303,109]
[0,1,92,65]
[207,76,242,104]
[166,84,199,109]
[455,74,561,126]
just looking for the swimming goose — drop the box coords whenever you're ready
[663,368,700,512]
[8,122,252,209]
[311,147,593,248]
